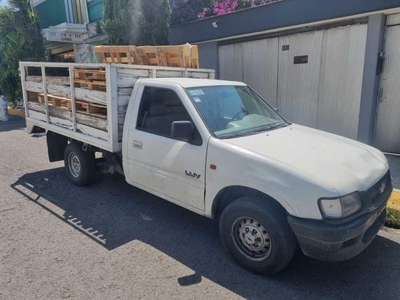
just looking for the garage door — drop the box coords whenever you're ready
[219,38,279,107]
[218,24,368,140]
[374,14,400,153]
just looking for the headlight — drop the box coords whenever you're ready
[319,192,363,219]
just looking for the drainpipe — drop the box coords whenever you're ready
[64,0,70,23]
[82,0,90,24]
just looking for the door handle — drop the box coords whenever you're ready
[132,140,143,150]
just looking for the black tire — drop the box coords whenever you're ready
[219,197,296,275]
[64,142,96,186]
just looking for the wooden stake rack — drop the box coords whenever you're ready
[37,93,108,119]
[94,44,199,69]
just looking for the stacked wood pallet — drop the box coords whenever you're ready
[94,44,199,69]
[35,93,108,120]
[74,68,107,92]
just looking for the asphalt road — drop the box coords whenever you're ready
[1,115,400,300]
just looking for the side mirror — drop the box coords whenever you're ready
[171,121,194,142]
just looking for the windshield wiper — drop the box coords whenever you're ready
[218,122,289,139]
[253,122,288,133]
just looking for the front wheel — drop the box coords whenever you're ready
[64,142,96,186]
[219,197,297,275]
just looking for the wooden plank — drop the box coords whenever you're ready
[88,103,107,116]
[69,65,77,132]
[27,91,40,102]
[74,79,107,86]
[96,45,200,68]
[25,81,42,93]
[74,69,106,81]
[20,65,29,117]
[75,88,107,105]
[28,102,108,131]
[117,95,131,107]
[118,112,126,125]
[118,105,128,114]
[41,65,50,124]
[191,46,199,69]
[27,80,107,105]
[26,76,70,86]
[28,112,112,151]
[107,65,119,151]
[95,46,137,64]
[118,125,124,142]
[117,88,133,97]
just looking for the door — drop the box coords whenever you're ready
[125,85,207,211]
[219,39,279,107]
[375,15,400,153]
[242,38,279,108]
[277,31,323,128]
[218,43,243,82]
[317,25,367,139]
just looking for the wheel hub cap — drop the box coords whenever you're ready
[68,153,81,178]
[233,217,272,260]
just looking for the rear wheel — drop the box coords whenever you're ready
[64,142,96,186]
[219,197,296,275]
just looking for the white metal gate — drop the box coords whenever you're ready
[218,38,279,107]
[218,24,368,139]
[374,14,400,153]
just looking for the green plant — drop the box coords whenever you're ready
[103,0,140,45]
[171,0,212,26]
[138,0,171,45]
[386,207,400,229]
[0,0,45,104]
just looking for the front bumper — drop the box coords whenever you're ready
[288,175,392,262]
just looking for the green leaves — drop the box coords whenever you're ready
[103,0,140,45]
[138,0,171,45]
[0,0,45,103]
[103,0,171,46]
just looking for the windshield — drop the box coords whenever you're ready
[186,85,288,138]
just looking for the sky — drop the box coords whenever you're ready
[0,0,8,7]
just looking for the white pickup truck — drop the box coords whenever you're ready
[20,62,392,274]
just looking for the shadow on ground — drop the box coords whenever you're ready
[11,168,400,300]
[0,115,26,132]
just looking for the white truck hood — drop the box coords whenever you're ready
[224,124,388,195]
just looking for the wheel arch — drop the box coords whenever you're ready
[211,185,292,220]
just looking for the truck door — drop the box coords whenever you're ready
[125,85,207,211]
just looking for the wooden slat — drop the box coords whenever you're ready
[26,82,107,105]
[26,76,70,85]
[74,79,107,86]
[74,69,106,81]
[28,102,108,131]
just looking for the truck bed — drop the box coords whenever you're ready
[20,62,215,152]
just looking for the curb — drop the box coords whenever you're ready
[8,109,25,118]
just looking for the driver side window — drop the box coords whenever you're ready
[136,86,202,145]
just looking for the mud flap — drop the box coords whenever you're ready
[47,131,68,162]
